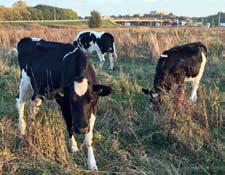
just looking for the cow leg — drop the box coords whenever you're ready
[84,113,97,170]
[189,52,206,102]
[109,53,114,70]
[55,94,79,152]
[16,70,32,135]
[30,95,42,120]
[190,80,199,102]
[69,135,79,152]
[96,51,105,69]
[63,110,79,153]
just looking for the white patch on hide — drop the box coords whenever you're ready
[185,52,207,102]
[31,37,41,41]
[74,78,88,96]
[160,54,168,58]
[90,31,105,38]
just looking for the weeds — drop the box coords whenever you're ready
[0,27,225,174]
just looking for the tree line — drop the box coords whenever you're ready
[0,3,78,21]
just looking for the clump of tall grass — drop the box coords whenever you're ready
[1,25,225,174]
[152,87,210,152]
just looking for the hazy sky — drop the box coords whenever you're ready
[0,0,224,17]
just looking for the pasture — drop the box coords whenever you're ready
[0,25,225,174]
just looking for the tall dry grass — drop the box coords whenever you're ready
[1,25,225,174]
[0,25,224,59]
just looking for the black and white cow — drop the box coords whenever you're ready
[16,37,112,170]
[73,31,117,70]
[142,42,207,107]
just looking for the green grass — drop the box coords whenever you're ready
[1,49,225,174]
[0,19,115,28]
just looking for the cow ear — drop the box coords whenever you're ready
[142,88,150,95]
[93,85,112,96]
[54,93,64,106]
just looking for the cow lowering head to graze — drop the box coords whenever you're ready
[142,42,207,109]
[16,37,112,170]
[73,31,117,70]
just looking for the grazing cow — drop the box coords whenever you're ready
[142,42,207,108]
[16,37,112,170]
[73,31,117,70]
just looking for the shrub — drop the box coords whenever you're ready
[88,10,102,28]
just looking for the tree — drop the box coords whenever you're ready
[88,10,102,28]
[12,0,27,8]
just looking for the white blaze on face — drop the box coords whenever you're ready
[74,78,88,96]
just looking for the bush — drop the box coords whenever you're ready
[88,10,102,28]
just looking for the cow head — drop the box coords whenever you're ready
[142,87,161,110]
[60,50,112,134]
[55,84,111,134]
[96,33,115,55]
[70,83,111,134]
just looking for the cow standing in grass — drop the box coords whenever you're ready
[16,37,112,170]
[74,31,117,70]
[142,42,207,108]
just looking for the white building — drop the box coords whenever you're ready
[150,11,169,16]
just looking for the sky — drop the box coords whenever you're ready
[0,0,224,17]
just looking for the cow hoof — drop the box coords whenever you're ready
[18,120,26,135]
[70,146,79,153]
[88,163,98,170]
[189,97,197,103]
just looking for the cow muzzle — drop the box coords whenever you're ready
[72,126,89,134]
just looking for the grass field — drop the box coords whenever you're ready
[0,26,225,174]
